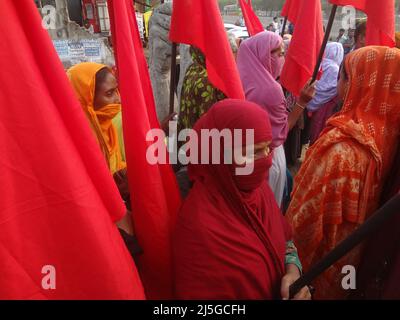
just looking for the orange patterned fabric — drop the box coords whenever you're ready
[286,46,400,299]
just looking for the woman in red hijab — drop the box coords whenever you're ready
[172,99,310,300]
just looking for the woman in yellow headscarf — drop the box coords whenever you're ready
[67,62,125,174]
[68,62,138,243]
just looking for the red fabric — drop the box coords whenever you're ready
[280,0,324,97]
[0,0,145,299]
[329,0,396,47]
[328,0,365,10]
[173,100,291,299]
[170,0,245,100]
[281,0,301,23]
[107,0,181,299]
[239,0,264,36]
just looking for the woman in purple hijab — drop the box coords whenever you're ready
[307,42,344,145]
[237,31,314,207]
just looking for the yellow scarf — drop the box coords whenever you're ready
[67,62,125,173]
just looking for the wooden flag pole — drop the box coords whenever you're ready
[311,5,338,83]
[289,193,400,299]
[281,16,288,37]
[169,42,177,115]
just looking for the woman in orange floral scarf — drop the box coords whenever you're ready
[286,46,400,300]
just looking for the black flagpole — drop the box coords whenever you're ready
[169,42,177,115]
[281,16,288,37]
[289,193,400,299]
[311,5,338,83]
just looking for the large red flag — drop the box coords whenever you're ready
[329,0,396,47]
[170,0,245,100]
[280,0,324,97]
[328,0,365,10]
[238,0,264,36]
[281,0,302,23]
[107,0,182,299]
[0,0,145,299]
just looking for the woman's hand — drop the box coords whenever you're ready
[281,264,312,300]
[298,79,316,106]
[288,79,316,130]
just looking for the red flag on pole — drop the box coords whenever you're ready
[170,0,245,100]
[238,0,264,36]
[328,0,365,10]
[0,0,145,299]
[280,0,324,97]
[107,0,182,299]
[329,0,396,47]
[281,0,301,23]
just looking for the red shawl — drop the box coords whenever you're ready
[172,99,291,299]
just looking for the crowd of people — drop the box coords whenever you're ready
[4,0,400,300]
[59,13,400,300]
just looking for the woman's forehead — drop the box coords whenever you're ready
[98,72,118,89]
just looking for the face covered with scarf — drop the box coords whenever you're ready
[67,62,125,174]
[237,31,288,149]
[189,99,274,194]
[334,46,400,174]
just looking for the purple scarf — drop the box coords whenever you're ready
[307,42,344,112]
[237,31,288,149]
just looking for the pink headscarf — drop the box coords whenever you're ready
[237,31,288,149]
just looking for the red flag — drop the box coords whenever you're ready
[328,0,365,10]
[0,0,145,299]
[238,0,264,36]
[107,0,182,299]
[329,0,396,47]
[170,0,245,100]
[281,0,301,23]
[280,0,324,97]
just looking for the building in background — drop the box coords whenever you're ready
[81,0,110,34]
[33,0,160,68]
[34,0,111,35]
[34,0,114,68]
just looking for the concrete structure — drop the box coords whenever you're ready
[148,2,178,121]
[35,0,114,68]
